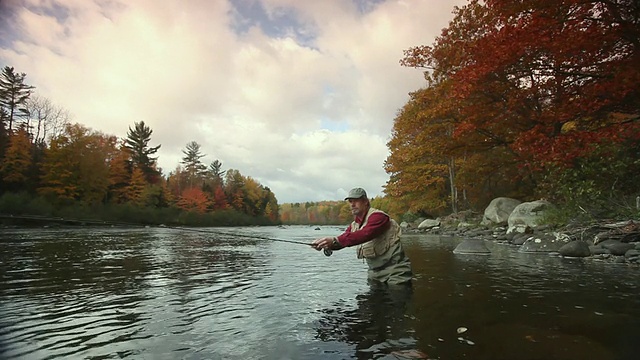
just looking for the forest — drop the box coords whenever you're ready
[0,68,279,226]
[2,0,639,227]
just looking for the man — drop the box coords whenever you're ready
[311,187,413,285]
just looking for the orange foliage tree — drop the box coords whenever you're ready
[0,125,32,186]
[394,0,640,213]
[38,123,113,204]
[177,187,210,213]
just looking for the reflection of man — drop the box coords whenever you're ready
[311,187,413,285]
[315,284,420,358]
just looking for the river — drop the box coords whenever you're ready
[0,225,638,359]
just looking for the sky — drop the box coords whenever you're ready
[0,0,466,204]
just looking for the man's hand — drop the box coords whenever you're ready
[311,236,336,251]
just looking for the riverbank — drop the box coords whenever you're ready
[404,212,640,266]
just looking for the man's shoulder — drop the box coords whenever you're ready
[369,208,389,216]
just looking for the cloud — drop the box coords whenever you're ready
[0,0,466,203]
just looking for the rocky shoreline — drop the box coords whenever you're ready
[403,210,640,266]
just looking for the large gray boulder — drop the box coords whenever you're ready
[482,197,522,225]
[507,200,553,234]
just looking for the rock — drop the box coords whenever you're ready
[511,233,531,245]
[507,200,553,234]
[558,240,591,257]
[589,246,610,255]
[600,241,635,256]
[453,239,491,255]
[482,197,522,225]
[418,219,440,229]
[625,249,640,259]
[519,232,570,253]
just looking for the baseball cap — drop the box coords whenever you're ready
[345,187,367,200]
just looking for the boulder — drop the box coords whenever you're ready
[507,200,553,234]
[482,197,522,225]
[558,240,591,257]
[418,219,441,229]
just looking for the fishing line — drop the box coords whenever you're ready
[0,213,333,256]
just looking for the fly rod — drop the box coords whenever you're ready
[0,213,333,256]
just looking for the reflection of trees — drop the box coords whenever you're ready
[315,283,415,359]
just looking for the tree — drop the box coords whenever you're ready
[108,145,131,204]
[385,86,457,215]
[176,187,210,213]
[125,166,147,205]
[25,94,71,144]
[207,159,225,187]
[0,66,34,131]
[224,169,245,211]
[396,0,640,213]
[39,123,113,205]
[211,184,230,210]
[0,125,32,188]
[181,141,207,187]
[124,121,161,184]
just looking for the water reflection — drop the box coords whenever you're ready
[316,283,417,359]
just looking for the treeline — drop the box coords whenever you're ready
[0,66,279,226]
[279,197,394,225]
[384,0,640,223]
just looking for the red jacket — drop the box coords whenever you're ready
[336,210,390,247]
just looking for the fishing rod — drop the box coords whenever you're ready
[0,213,333,256]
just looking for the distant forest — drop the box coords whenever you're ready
[0,67,278,227]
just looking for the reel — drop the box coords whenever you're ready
[323,248,333,257]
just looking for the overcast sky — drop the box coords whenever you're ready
[0,0,465,204]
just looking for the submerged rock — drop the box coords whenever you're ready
[453,239,491,255]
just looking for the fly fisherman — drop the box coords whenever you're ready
[311,187,413,285]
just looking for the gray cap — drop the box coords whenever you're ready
[345,187,367,200]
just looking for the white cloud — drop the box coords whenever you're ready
[0,0,466,203]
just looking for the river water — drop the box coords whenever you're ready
[0,226,638,360]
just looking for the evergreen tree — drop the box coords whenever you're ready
[207,159,225,187]
[124,121,161,184]
[181,141,207,187]
[0,66,34,131]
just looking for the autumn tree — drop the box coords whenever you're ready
[396,0,640,214]
[39,123,113,205]
[211,185,230,210]
[0,125,32,190]
[125,166,147,205]
[125,121,161,184]
[385,85,458,216]
[177,187,210,213]
[108,144,131,204]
